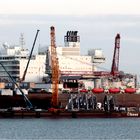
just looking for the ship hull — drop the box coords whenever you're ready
[0,110,139,118]
[0,93,139,118]
[0,93,140,108]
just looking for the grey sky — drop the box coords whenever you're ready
[0,0,139,77]
[0,0,140,15]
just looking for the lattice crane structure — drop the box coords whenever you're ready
[50,26,59,108]
[111,34,121,76]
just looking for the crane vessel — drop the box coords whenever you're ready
[0,26,139,118]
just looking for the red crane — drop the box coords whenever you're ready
[50,26,59,108]
[111,33,121,76]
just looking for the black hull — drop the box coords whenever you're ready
[0,110,138,118]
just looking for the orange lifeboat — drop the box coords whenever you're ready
[109,88,120,94]
[92,88,104,94]
[124,88,136,94]
[79,89,88,93]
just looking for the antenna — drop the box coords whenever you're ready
[19,33,25,49]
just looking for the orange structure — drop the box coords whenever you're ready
[50,26,59,107]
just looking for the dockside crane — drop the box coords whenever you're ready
[50,26,59,108]
[111,34,120,77]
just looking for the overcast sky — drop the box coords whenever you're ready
[0,0,140,78]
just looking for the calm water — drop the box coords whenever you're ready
[0,118,140,139]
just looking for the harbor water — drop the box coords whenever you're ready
[0,118,140,139]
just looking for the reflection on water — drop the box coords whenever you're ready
[0,118,140,139]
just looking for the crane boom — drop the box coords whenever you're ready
[50,26,59,108]
[111,34,120,76]
[0,62,33,108]
[21,30,40,81]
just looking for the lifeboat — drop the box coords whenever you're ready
[124,88,136,94]
[92,88,104,94]
[79,89,88,93]
[109,88,120,94]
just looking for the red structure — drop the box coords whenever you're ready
[125,88,136,94]
[50,26,59,107]
[111,34,121,76]
[109,88,120,94]
[92,88,104,94]
[79,89,88,93]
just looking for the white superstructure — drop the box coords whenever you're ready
[0,31,105,84]
[19,54,46,82]
[46,31,105,76]
[0,39,46,83]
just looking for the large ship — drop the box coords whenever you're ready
[0,27,139,118]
